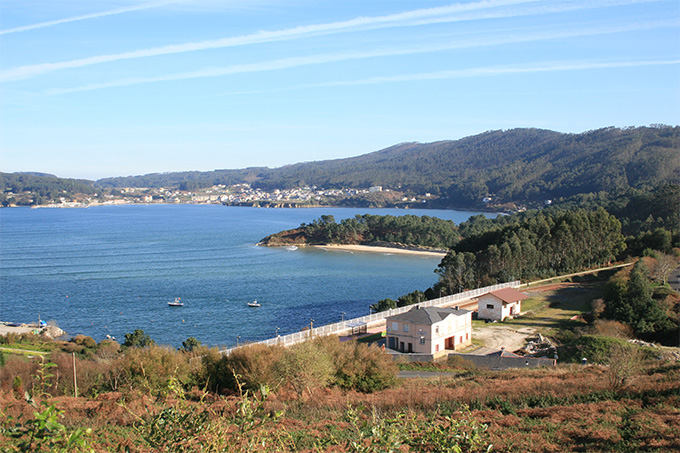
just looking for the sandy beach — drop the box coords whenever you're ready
[312,244,447,258]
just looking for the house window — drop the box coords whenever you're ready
[435,344,439,352]
[403,323,409,332]
[392,322,399,331]
[435,326,439,334]
[460,336,463,343]
[466,333,469,340]
[486,304,494,309]
[420,337,425,345]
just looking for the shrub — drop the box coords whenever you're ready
[3,403,93,452]
[46,352,120,397]
[117,345,195,396]
[589,319,634,338]
[122,329,154,349]
[606,343,644,391]
[273,340,334,396]
[180,337,201,352]
[330,340,398,393]
[95,340,121,360]
[201,343,286,393]
[71,335,96,349]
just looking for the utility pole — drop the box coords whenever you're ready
[72,353,78,398]
[309,318,314,339]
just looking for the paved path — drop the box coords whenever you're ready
[0,324,41,336]
[520,262,633,288]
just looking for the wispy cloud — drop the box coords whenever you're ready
[306,59,680,88]
[3,0,658,83]
[0,1,181,35]
[46,19,678,95]
[1,0,537,82]
[214,59,680,96]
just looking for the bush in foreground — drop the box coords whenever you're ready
[201,336,398,395]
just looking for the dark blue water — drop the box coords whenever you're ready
[0,205,485,347]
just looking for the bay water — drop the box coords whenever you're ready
[0,205,485,348]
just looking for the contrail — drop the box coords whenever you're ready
[1,0,554,82]
[1,0,665,83]
[0,0,180,35]
[308,59,680,88]
[46,19,678,95]
[214,59,680,95]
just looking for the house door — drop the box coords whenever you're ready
[445,337,455,350]
[407,343,413,353]
[400,342,405,352]
[388,337,397,350]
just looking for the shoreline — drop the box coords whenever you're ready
[5,202,507,215]
[312,244,448,258]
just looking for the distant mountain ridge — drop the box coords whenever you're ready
[3,126,679,208]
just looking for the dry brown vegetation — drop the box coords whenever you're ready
[1,337,679,452]
[2,276,679,453]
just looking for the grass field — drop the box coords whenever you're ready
[504,282,602,335]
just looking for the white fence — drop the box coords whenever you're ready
[219,281,520,354]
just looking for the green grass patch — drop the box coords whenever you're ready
[503,283,602,334]
[355,331,385,343]
[0,344,52,354]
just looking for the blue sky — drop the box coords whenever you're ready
[1,0,678,180]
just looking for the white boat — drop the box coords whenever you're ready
[168,297,184,307]
[285,246,298,251]
[247,300,261,307]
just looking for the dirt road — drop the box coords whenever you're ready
[472,325,536,352]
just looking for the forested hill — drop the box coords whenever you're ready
[0,172,96,204]
[94,126,679,207]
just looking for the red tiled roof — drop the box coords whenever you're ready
[489,288,529,304]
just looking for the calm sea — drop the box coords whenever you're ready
[0,205,485,348]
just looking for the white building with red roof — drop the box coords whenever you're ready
[477,287,529,321]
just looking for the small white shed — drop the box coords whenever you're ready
[478,288,529,321]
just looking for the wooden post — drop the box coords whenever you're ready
[72,352,78,398]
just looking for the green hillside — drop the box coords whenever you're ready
[4,126,678,209]
[94,125,680,208]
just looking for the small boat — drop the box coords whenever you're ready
[285,246,298,251]
[247,300,261,308]
[168,297,184,307]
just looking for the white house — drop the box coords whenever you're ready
[386,306,472,356]
[477,288,529,321]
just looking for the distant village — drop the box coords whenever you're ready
[7,183,442,209]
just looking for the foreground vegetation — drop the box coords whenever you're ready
[1,331,678,451]
[2,274,680,452]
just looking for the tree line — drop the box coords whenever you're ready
[600,259,677,344]
[369,207,633,313]
[263,213,461,249]
[435,208,626,293]
[0,172,97,206]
